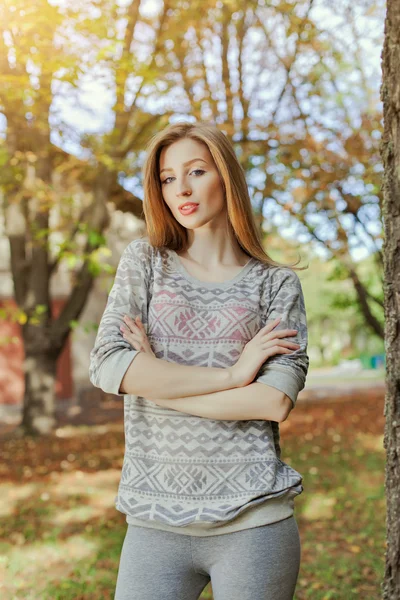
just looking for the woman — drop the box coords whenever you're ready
[89,121,309,600]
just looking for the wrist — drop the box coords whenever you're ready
[226,365,243,389]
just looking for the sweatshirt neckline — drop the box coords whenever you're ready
[167,248,256,288]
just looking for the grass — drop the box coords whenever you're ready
[0,393,386,600]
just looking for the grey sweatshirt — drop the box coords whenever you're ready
[89,237,309,536]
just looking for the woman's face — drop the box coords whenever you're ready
[159,138,227,230]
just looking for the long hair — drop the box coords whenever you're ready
[141,121,307,271]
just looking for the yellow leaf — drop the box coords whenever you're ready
[311,582,323,589]
[349,545,361,553]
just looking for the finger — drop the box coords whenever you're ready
[266,345,295,355]
[275,331,299,339]
[123,314,134,323]
[121,329,142,344]
[123,337,140,350]
[275,341,300,349]
[123,335,143,351]
[122,333,139,349]
[264,328,298,339]
[120,324,138,336]
[254,317,281,339]
[135,317,145,330]
[133,318,146,336]
[263,340,299,350]
[262,317,281,331]
[267,339,300,348]
[123,315,138,328]
[123,320,139,334]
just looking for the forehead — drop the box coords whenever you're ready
[159,138,211,169]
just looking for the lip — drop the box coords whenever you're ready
[178,203,199,215]
[178,202,199,210]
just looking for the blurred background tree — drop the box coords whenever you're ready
[0,0,385,435]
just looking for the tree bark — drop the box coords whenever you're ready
[20,350,59,436]
[16,181,109,437]
[380,0,400,596]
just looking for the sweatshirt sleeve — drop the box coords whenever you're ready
[89,239,152,396]
[255,268,309,408]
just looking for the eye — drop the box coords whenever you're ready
[161,169,205,185]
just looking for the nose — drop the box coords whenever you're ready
[176,177,192,197]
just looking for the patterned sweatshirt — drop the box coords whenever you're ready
[89,236,309,536]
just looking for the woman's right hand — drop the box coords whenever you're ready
[230,317,300,388]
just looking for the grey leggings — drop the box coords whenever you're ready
[114,515,301,600]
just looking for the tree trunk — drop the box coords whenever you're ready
[380,0,400,597]
[20,350,59,436]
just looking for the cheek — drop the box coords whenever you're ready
[206,177,225,205]
[198,171,222,192]
[162,194,173,211]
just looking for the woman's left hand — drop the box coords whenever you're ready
[120,315,156,358]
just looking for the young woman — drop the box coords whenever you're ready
[89,121,309,600]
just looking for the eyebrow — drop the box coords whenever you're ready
[160,158,207,175]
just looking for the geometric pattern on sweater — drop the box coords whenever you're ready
[89,237,309,530]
